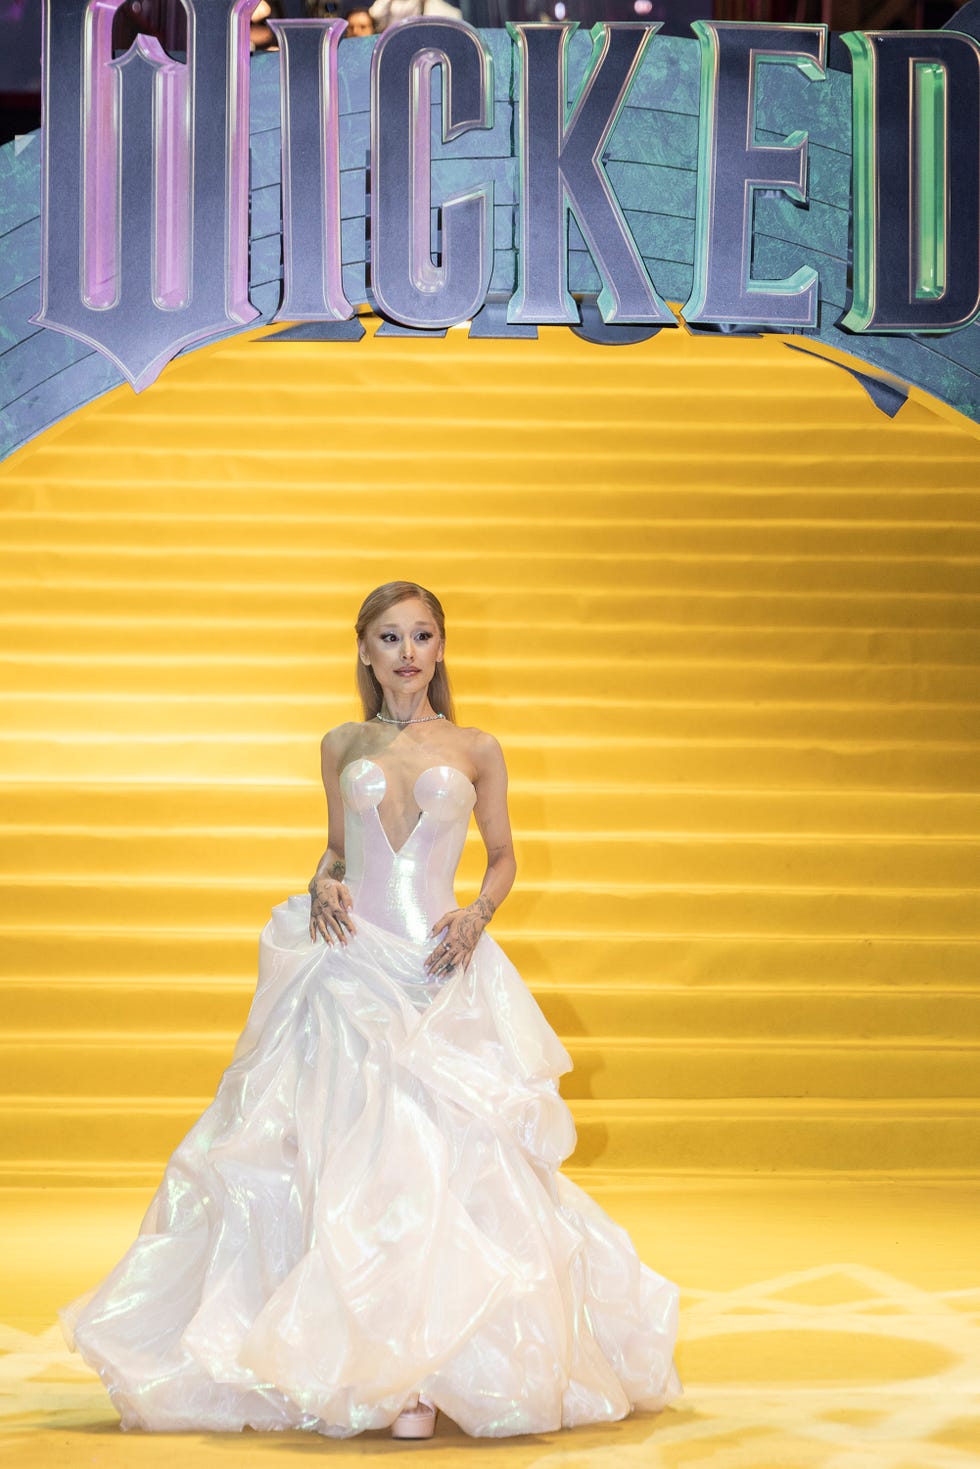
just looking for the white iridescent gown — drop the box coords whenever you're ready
[58,757,683,1437]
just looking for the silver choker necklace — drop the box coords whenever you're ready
[375,711,446,725]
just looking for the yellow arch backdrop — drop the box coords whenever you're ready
[2,315,979,1185]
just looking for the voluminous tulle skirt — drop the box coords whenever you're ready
[59,894,683,1437]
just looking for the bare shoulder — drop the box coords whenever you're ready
[320,722,362,767]
[458,726,507,783]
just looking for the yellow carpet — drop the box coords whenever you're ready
[3,1179,979,1465]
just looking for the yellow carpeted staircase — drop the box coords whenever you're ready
[2,315,979,1183]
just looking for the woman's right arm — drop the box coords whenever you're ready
[307,727,357,946]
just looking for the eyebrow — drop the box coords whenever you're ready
[379,621,433,628]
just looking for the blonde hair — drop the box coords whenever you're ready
[354,582,457,723]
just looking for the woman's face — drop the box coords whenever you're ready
[360,597,444,697]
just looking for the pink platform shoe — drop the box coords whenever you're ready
[390,1393,438,1439]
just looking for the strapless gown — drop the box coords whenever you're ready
[57,757,683,1437]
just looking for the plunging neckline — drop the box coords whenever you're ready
[340,757,476,859]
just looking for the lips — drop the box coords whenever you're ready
[396,668,419,676]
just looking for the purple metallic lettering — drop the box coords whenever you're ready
[370,19,494,328]
[33,0,257,390]
[270,18,353,322]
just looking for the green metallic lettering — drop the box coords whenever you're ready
[840,30,876,331]
[914,59,947,301]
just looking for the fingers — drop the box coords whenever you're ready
[424,913,456,972]
[332,904,354,940]
[429,909,466,939]
[308,879,358,948]
[335,887,357,935]
[436,944,468,976]
[423,933,472,978]
[423,936,449,974]
[310,903,356,947]
[325,913,349,946]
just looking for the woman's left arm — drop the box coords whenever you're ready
[424,732,517,976]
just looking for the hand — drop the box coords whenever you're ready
[424,897,493,977]
[309,876,357,946]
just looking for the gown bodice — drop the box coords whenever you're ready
[340,757,477,945]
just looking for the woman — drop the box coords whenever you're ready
[58,580,683,1441]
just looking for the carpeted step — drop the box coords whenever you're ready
[1,734,977,786]
[1,875,978,935]
[6,653,980,702]
[2,1094,978,1184]
[4,978,978,1041]
[2,929,978,988]
[3,828,978,889]
[4,598,980,646]
[4,781,980,834]
[4,1033,979,1101]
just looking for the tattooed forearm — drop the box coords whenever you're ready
[470,894,496,924]
[308,853,346,896]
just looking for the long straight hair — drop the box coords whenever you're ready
[354,582,457,723]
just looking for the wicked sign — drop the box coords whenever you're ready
[3,0,980,453]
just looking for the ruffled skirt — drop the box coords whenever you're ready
[58,895,683,1437]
